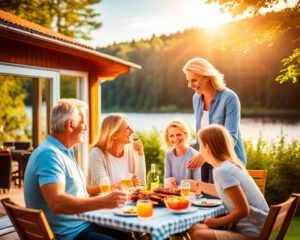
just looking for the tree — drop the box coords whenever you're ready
[0,0,101,40]
[207,0,300,83]
[0,75,30,144]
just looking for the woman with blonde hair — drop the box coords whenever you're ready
[89,114,146,187]
[163,120,201,187]
[183,57,246,184]
[188,124,268,240]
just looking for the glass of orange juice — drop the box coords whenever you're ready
[180,180,191,196]
[100,176,111,195]
[121,173,133,191]
[137,200,153,220]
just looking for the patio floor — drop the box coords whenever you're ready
[0,185,24,240]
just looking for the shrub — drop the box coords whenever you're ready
[245,136,300,210]
[136,128,165,177]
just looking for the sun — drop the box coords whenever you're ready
[185,1,234,30]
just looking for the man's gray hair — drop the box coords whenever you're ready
[50,98,88,133]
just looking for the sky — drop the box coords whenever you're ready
[83,0,297,48]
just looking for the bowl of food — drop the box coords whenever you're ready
[164,196,191,211]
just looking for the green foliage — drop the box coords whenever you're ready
[207,0,300,84]
[136,129,165,177]
[60,76,77,98]
[207,0,287,16]
[272,216,300,240]
[276,48,300,83]
[245,136,300,206]
[0,0,101,40]
[0,75,31,144]
[0,0,53,28]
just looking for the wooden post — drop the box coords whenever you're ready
[32,78,43,148]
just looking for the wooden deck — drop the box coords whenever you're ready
[0,185,24,240]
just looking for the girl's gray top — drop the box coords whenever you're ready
[164,147,201,184]
[213,160,269,238]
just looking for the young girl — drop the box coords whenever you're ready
[189,124,269,240]
[163,120,201,187]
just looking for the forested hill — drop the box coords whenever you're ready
[98,10,300,114]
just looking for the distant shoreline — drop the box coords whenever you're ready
[102,110,300,120]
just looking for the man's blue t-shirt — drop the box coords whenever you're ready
[24,135,90,240]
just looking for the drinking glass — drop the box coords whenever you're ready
[100,176,111,195]
[121,173,133,191]
[137,199,153,220]
[180,180,191,196]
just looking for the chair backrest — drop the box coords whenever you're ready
[0,153,12,190]
[1,198,56,240]
[3,142,14,147]
[14,142,30,150]
[259,193,300,240]
[248,170,267,195]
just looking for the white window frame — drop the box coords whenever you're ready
[60,70,89,176]
[0,62,60,107]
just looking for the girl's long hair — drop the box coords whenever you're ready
[199,124,244,169]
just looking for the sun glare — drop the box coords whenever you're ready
[183,1,235,30]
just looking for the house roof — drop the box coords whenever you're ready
[0,9,141,78]
[0,9,93,50]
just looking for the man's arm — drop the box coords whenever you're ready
[41,182,127,214]
[86,185,101,196]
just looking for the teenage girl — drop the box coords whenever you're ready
[189,124,268,240]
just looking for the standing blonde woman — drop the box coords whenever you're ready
[189,124,268,240]
[89,114,146,187]
[183,57,247,183]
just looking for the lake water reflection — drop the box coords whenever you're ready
[103,113,300,143]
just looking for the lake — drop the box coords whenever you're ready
[25,106,300,143]
[102,112,300,143]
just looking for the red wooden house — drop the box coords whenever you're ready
[0,10,141,173]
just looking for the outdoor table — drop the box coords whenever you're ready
[11,150,31,187]
[73,203,226,240]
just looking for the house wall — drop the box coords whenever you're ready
[0,35,100,144]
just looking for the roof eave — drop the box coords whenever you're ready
[0,23,142,72]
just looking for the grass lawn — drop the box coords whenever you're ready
[270,216,300,240]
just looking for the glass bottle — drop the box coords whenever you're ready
[147,163,159,191]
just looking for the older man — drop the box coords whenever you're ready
[24,99,131,240]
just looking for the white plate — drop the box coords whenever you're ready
[114,208,137,217]
[186,194,203,201]
[168,206,199,214]
[192,198,222,207]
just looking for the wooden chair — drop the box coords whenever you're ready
[248,170,267,195]
[3,142,14,148]
[259,193,300,240]
[0,152,12,193]
[1,198,56,240]
[14,142,31,150]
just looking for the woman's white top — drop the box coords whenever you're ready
[200,110,209,128]
[89,144,146,185]
[108,153,130,183]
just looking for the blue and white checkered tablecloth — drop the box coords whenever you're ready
[73,204,226,240]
